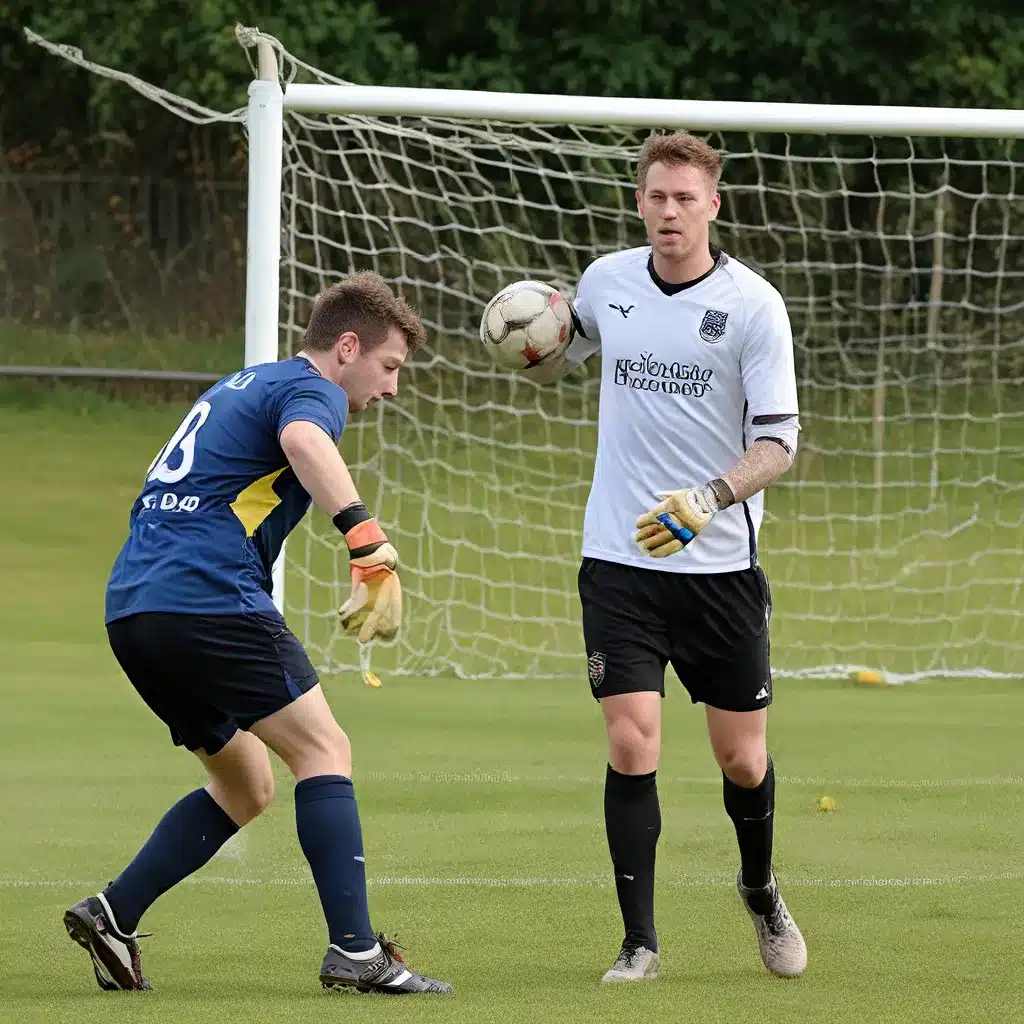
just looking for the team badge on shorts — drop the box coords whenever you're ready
[588,651,606,689]
[699,309,729,343]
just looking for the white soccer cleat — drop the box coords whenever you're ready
[601,943,660,983]
[737,872,807,978]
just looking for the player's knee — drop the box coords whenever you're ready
[295,721,353,779]
[249,767,276,816]
[235,766,276,824]
[207,763,275,826]
[608,711,658,748]
[606,718,659,773]
[718,748,767,789]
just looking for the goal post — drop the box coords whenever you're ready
[245,42,286,610]
[280,82,1024,138]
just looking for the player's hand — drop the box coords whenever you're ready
[518,306,577,384]
[518,350,571,384]
[635,483,721,557]
[338,523,402,642]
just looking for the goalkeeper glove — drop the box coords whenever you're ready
[634,478,734,557]
[334,506,403,643]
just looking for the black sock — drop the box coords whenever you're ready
[295,775,377,953]
[723,754,775,890]
[103,788,239,934]
[604,764,661,951]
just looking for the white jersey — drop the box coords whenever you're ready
[568,246,799,574]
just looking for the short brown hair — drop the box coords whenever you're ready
[636,131,723,193]
[303,272,426,353]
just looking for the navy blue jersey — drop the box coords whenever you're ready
[106,356,348,622]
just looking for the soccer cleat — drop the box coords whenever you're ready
[320,933,452,994]
[737,871,807,978]
[63,894,152,991]
[601,942,661,983]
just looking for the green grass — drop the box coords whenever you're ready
[0,390,1022,1022]
[0,320,240,376]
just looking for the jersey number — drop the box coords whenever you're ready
[146,401,212,484]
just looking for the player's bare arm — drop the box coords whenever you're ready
[280,419,361,514]
[722,430,795,503]
[280,419,402,642]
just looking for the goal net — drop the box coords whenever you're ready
[30,28,1024,683]
[261,41,1022,684]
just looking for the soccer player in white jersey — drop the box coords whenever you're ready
[525,131,807,982]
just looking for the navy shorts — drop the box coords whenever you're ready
[106,611,320,755]
[578,557,773,712]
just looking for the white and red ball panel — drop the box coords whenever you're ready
[479,281,575,370]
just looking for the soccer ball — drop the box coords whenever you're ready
[479,281,575,371]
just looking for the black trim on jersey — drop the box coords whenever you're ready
[741,502,758,568]
[646,246,723,296]
[740,399,758,568]
[751,413,798,457]
[751,412,798,425]
[755,435,794,457]
[569,304,587,339]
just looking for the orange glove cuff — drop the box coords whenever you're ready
[344,518,387,555]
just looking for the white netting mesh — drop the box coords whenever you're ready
[278,83,1024,679]
[272,56,1024,684]
[29,28,1023,682]
[273,72,1023,683]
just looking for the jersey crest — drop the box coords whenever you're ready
[699,308,729,343]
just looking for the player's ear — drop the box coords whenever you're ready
[336,331,360,363]
[708,191,721,221]
[635,187,644,217]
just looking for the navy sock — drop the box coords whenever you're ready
[294,775,376,953]
[103,788,238,934]
[604,765,661,952]
[723,754,775,889]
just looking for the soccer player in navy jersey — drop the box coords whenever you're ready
[63,272,451,995]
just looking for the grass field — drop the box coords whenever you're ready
[1,389,1022,1023]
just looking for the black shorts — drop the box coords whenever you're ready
[106,610,320,755]
[578,557,773,712]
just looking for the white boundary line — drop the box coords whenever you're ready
[5,871,1022,890]
[355,772,1024,789]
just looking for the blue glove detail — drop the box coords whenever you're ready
[656,512,694,544]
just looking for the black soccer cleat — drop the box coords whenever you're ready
[63,894,152,991]
[320,933,452,994]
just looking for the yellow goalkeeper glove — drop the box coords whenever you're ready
[635,479,734,557]
[336,513,403,643]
